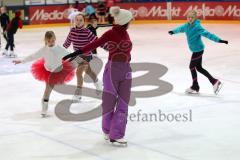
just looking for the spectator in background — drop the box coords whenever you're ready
[85,2,96,19]
[87,15,112,56]
[67,4,79,28]
[75,1,84,12]
[106,0,115,24]
[0,6,10,50]
[97,1,107,24]
[3,10,22,58]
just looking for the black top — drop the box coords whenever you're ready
[0,13,10,31]
[87,24,97,36]
[87,23,113,36]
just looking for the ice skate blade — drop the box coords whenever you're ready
[110,139,128,147]
[185,91,199,95]
[214,82,223,95]
[41,114,50,118]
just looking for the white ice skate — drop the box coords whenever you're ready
[2,49,8,56]
[104,134,109,141]
[41,100,49,118]
[110,138,127,147]
[185,87,199,94]
[213,80,223,95]
[72,94,82,102]
[8,51,17,58]
[72,87,82,103]
[94,80,103,94]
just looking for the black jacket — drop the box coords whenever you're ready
[0,13,10,31]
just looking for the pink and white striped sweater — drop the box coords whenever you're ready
[63,27,97,55]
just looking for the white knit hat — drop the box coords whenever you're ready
[110,6,133,25]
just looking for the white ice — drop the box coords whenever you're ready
[0,23,240,160]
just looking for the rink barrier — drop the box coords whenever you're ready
[22,20,240,29]
[6,2,239,26]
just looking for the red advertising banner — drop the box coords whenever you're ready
[29,5,69,24]
[171,2,240,20]
[28,2,240,24]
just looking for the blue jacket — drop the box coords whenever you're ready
[85,5,95,15]
[172,19,221,53]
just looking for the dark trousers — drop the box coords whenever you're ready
[5,32,14,51]
[190,50,216,90]
[1,27,8,43]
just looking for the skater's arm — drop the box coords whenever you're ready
[84,30,110,53]
[58,45,71,57]
[21,47,44,63]
[198,26,221,42]
[63,31,72,48]
[63,31,110,61]
[87,30,98,43]
[97,24,113,28]
[171,24,187,34]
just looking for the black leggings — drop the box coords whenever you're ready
[190,50,216,90]
[5,32,14,51]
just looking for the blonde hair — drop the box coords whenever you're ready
[44,31,56,45]
[187,10,197,18]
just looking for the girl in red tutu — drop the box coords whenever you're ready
[13,31,75,117]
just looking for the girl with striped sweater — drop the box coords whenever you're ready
[63,13,102,102]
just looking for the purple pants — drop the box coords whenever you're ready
[102,61,132,140]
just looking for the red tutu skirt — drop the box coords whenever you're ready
[31,59,75,85]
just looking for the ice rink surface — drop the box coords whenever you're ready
[0,23,240,160]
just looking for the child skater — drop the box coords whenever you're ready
[168,10,228,94]
[87,15,112,56]
[13,31,75,117]
[63,6,133,146]
[0,6,10,51]
[67,4,80,28]
[4,10,22,57]
[63,12,102,102]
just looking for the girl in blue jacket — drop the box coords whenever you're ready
[169,10,228,94]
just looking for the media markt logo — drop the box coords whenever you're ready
[129,3,240,18]
[182,4,240,17]
[31,9,68,21]
[130,6,170,18]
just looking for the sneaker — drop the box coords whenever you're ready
[213,80,223,95]
[185,87,199,94]
[41,100,49,118]
[110,138,127,147]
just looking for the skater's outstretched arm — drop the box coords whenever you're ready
[97,24,113,28]
[63,31,110,61]
[198,25,228,44]
[13,47,44,64]
[170,24,187,35]
[62,49,83,61]
[63,30,72,48]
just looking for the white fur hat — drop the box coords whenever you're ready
[110,6,133,25]
[68,11,85,21]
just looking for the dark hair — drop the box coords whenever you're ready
[122,23,129,29]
